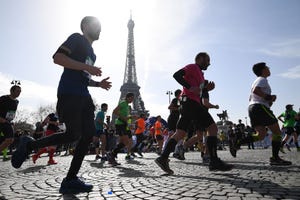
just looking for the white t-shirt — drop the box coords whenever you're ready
[249,77,271,108]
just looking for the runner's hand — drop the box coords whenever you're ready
[98,77,112,90]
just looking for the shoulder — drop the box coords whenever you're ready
[119,101,127,106]
[0,95,9,100]
[258,77,268,83]
[63,33,85,47]
[183,64,197,71]
[253,77,267,86]
[171,98,178,104]
[68,33,84,40]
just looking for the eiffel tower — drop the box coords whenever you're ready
[119,15,148,116]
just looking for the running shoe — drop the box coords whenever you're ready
[270,157,292,166]
[125,154,134,160]
[48,159,57,165]
[202,155,210,165]
[107,152,120,166]
[59,177,93,194]
[137,150,143,157]
[209,158,233,171]
[11,135,35,168]
[173,152,185,160]
[100,156,107,162]
[154,157,174,175]
[130,153,137,157]
[286,144,291,151]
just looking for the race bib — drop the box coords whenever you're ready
[5,111,16,122]
[83,56,94,80]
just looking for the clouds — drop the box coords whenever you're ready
[0,72,57,112]
[278,65,300,79]
[257,38,300,79]
[258,38,300,58]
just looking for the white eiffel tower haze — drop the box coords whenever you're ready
[119,14,148,116]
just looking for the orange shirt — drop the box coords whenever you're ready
[154,121,162,135]
[135,118,145,134]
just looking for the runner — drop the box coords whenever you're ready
[11,16,112,194]
[155,52,232,174]
[238,62,292,165]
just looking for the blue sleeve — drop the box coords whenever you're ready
[60,33,82,54]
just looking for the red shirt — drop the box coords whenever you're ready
[182,64,205,103]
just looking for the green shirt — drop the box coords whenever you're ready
[115,101,129,125]
[281,110,297,128]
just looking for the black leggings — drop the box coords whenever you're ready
[30,95,96,179]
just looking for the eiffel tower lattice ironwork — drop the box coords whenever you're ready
[119,15,148,116]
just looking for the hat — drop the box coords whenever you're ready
[286,104,293,109]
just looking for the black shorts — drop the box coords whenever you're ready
[115,124,132,138]
[176,98,214,132]
[248,104,277,128]
[284,127,295,136]
[0,123,14,139]
[56,95,96,140]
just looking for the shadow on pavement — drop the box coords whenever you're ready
[62,194,80,200]
[175,172,299,199]
[20,165,46,174]
[117,166,160,178]
[183,160,300,173]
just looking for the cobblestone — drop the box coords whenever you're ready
[0,148,299,199]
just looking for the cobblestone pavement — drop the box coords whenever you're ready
[0,148,299,200]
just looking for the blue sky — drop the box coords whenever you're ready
[0,0,299,125]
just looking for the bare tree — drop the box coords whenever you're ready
[34,104,56,122]
[15,108,32,124]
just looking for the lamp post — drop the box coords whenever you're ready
[166,91,173,103]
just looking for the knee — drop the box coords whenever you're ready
[207,124,218,136]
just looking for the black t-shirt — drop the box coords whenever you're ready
[0,95,19,122]
[56,33,96,96]
[169,98,180,118]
